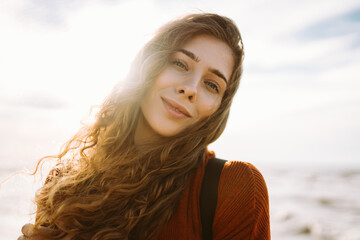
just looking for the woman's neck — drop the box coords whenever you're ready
[134,112,160,146]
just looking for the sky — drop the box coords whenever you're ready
[0,0,360,170]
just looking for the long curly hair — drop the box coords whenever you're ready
[33,13,244,240]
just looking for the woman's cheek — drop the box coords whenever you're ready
[199,97,221,118]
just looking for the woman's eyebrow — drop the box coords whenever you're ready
[209,68,228,84]
[176,49,200,62]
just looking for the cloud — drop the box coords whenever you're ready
[245,33,359,78]
[8,0,126,27]
[3,93,67,110]
[241,3,360,89]
[296,8,360,48]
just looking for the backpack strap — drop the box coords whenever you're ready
[200,157,226,240]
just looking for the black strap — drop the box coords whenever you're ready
[200,157,226,240]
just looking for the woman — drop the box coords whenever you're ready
[19,13,270,239]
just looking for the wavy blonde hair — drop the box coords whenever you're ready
[33,13,244,240]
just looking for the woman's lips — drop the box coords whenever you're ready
[161,97,192,118]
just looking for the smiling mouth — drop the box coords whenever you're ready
[161,97,192,118]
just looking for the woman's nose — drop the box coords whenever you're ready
[176,78,198,102]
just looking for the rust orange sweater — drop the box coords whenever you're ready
[156,152,271,239]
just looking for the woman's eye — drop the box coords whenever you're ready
[172,59,188,71]
[205,81,220,93]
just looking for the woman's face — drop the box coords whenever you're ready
[136,35,234,141]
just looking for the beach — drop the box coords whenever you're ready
[265,166,360,240]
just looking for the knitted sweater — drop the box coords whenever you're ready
[156,152,271,239]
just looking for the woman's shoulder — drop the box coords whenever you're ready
[221,160,268,191]
[217,160,268,207]
[213,160,270,239]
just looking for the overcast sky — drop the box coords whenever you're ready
[1,0,359,170]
